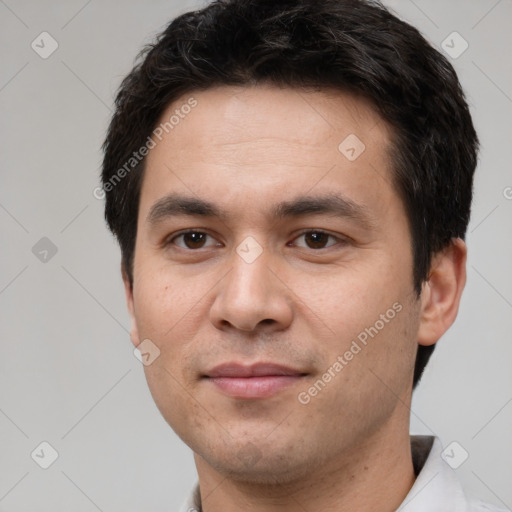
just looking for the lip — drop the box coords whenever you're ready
[203,363,307,399]
[205,362,305,378]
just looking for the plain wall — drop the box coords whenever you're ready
[1,0,511,510]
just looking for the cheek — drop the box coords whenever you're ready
[345,297,420,396]
[290,261,418,389]
[288,257,410,334]
[133,258,206,338]
[317,300,419,426]
[142,360,202,448]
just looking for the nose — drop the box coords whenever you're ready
[209,247,293,333]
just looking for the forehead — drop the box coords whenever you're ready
[152,84,391,162]
[140,84,398,222]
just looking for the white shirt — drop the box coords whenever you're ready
[178,436,508,512]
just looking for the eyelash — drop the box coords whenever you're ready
[165,229,347,251]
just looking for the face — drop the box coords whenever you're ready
[125,85,423,484]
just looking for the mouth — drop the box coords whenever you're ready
[203,362,308,399]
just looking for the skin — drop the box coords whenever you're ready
[123,85,467,511]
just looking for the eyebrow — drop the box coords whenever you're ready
[146,192,375,229]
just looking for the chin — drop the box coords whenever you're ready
[199,441,314,486]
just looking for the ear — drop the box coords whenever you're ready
[417,238,467,347]
[122,262,141,348]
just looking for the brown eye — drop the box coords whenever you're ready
[293,231,340,249]
[304,232,330,249]
[170,231,219,249]
[182,232,207,249]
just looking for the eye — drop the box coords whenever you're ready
[291,230,343,249]
[168,230,221,250]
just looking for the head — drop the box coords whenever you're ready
[101,0,477,483]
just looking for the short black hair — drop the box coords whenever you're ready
[101,0,478,389]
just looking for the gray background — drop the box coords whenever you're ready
[1,0,511,510]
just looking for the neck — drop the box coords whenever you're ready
[193,416,416,512]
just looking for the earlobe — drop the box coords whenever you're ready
[122,263,141,348]
[417,238,467,347]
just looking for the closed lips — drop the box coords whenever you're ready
[204,363,307,378]
[203,363,308,399]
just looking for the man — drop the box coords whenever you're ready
[101,0,505,510]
